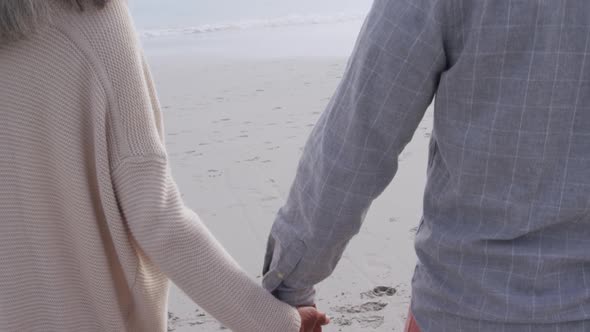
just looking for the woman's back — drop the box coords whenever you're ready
[0,3,134,330]
[0,2,301,331]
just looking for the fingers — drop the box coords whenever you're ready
[312,313,329,332]
[316,312,330,325]
[298,307,319,331]
[298,306,330,332]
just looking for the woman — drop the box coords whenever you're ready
[0,1,329,331]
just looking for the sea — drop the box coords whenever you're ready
[128,0,374,58]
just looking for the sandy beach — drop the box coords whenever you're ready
[143,52,434,332]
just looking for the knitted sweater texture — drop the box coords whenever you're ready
[0,2,300,331]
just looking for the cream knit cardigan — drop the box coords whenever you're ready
[0,2,300,331]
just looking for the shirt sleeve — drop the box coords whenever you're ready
[262,0,448,306]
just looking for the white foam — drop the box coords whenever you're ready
[140,13,366,38]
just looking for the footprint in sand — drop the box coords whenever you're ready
[168,310,213,331]
[332,317,353,326]
[207,169,222,178]
[331,302,387,314]
[361,286,397,299]
[167,312,180,331]
[354,316,385,328]
[331,302,387,329]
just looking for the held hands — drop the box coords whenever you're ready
[297,306,330,332]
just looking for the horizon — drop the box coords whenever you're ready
[128,0,373,30]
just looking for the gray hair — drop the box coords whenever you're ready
[0,0,109,42]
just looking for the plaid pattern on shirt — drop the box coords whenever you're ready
[263,0,590,330]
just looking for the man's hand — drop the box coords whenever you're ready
[297,306,329,332]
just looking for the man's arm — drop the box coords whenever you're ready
[263,0,448,306]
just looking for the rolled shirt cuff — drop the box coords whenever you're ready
[262,233,316,306]
[273,284,316,307]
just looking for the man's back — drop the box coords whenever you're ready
[414,1,590,330]
[263,0,590,330]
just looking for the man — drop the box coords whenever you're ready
[263,0,590,331]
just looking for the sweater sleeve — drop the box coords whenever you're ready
[112,155,301,332]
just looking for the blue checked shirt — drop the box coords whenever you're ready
[263,0,590,330]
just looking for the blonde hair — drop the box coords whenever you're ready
[0,0,109,42]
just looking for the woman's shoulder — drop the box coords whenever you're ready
[48,1,163,160]
[49,1,145,85]
[52,1,141,57]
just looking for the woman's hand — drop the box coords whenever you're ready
[297,306,330,332]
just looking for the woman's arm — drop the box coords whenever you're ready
[112,155,302,331]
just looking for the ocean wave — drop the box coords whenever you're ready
[140,13,366,38]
